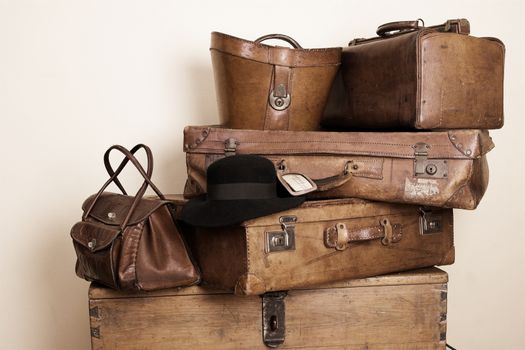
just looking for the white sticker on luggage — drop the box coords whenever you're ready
[404,178,440,198]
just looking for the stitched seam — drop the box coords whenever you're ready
[210,48,341,67]
[205,139,452,148]
[131,222,145,289]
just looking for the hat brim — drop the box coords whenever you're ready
[179,195,305,228]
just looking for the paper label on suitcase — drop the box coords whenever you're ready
[277,173,317,196]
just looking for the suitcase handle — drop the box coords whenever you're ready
[377,18,470,37]
[377,19,424,36]
[255,34,303,49]
[324,218,403,251]
[277,160,353,192]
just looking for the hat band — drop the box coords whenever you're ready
[208,182,276,200]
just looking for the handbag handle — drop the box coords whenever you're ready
[377,18,425,36]
[104,144,152,195]
[255,34,303,49]
[83,145,166,229]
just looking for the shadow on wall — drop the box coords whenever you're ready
[186,61,219,127]
[156,60,219,193]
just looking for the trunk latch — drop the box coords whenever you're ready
[262,291,287,348]
[265,216,296,253]
[413,142,448,178]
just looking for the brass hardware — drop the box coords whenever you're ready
[265,216,296,253]
[89,306,100,318]
[413,142,448,178]
[419,208,443,235]
[262,291,287,348]
[224,138,240,156]
[91,327,100,339]
[380,218,393,245]
[87,239,97,251]
[269,84,291,111]
[107,212,116,220]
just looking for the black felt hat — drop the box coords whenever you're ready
[180,155,305,227]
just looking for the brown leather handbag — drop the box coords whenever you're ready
[211,32,341,131]
[323,18,505,130]
[71,144,200,291]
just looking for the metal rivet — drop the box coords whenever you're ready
[457,143,463,148]
[352,164,359,170]
[107,212,116,220]
[466,149,472,156]
[450,135,456,141]
[88,239,96,250]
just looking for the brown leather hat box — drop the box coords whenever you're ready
[210,32,341,131]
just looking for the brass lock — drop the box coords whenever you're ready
[269,84,291,111]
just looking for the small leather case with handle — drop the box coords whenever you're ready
[323,18,505,130]
[71,144,200,291]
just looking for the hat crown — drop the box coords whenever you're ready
[207,155,276,185]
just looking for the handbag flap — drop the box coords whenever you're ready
[183,126,494,160]
[71,221,121,252]
[82,192,168,226]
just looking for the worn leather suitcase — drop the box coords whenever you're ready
[211,32,341,131]
[89,267,449,349]
[322,18,505,130]
[168,195,453,296]
[183,126,494,209]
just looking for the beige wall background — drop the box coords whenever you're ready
[1,0,523,348]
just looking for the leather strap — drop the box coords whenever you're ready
[83,144,166,229]
[264,65,292,130]
[104,144,152,195]
[324,218,402,251]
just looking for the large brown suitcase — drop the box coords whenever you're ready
[183,126,494,209]
[89,267,449,349]
[211,32,341,131]
[322,18,505,130]
[168,195,453,296]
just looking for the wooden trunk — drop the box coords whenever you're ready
[89,267,448,349]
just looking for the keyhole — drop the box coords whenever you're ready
[425,164,437,175]
[275,98,284,107]
[269,315,278,331]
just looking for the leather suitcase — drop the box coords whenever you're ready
[168,195,453,296]
[183,126,494,209]
[322,18,505,130]
[89,267,449,349]
[211,32,341,131]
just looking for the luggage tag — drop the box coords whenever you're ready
[277,172,317,196]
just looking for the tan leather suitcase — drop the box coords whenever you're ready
[89,267,449,349]
[211,32,341,131]
[322,18,505,130]
[183,126,494,209]
[168,195,453,296]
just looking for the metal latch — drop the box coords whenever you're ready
[413,142,448,178]
[224,138,239,156]
[419,208,443,235]
[269,84,291,111]
[262,291,287,348]
[265,216,296,253]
